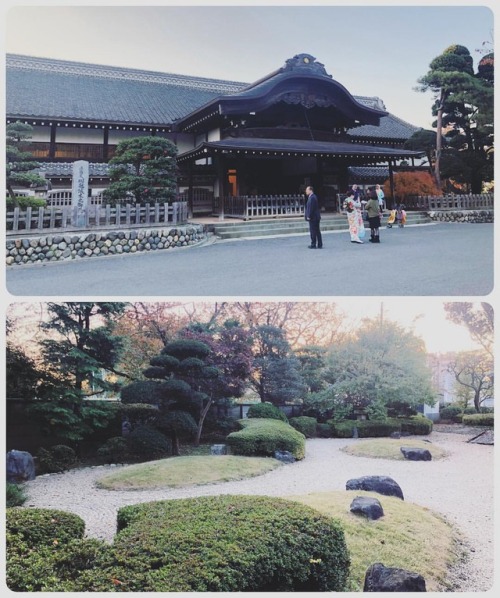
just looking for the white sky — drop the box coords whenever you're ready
[2,1,495,130]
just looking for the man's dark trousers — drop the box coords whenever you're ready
[309,218,322,248]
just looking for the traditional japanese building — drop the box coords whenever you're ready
[6,52,425,212]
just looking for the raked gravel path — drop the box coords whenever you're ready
[22,428,495,592]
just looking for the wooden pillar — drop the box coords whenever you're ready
[103,127,109,161]
[187,162,194,219]
[214,154,226,219]
[388,161,395,209]
[49,124,56,159]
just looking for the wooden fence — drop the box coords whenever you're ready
[6,202,189,234]
[404,193,494,210]
[214,195,305,220]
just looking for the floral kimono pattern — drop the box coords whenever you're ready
[344,198,365,242]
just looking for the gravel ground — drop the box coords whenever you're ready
[22,428,495,592]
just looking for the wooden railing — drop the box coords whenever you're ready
[404,193,494,210]
[6,202,188,234]
[46,190,104,207]
[214,195,305,220]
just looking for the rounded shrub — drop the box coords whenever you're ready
[7,507,86,548]
[227,418,306,459]
[127,425,172,460]
[6,483,27,507]
[247,401,288,422]
[328,419,401,438]
[392,415,433,435]
[462,413,494,427]
[439,405,463,422]
[96,436,130,463]
[36,445,77,474]
[289,416,317,438]
[113,495,350,591]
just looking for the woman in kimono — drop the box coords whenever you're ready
[343,190,365,244]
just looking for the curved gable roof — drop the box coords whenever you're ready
[173,54,388,131]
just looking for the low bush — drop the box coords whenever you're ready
[36,445,77,474]
[6,196,47,210]
[126,425,172,460]
[462,413,494,427]
[113,495,350,591]
[227,418,306,459]
[6,483,27,507]
[392,415,433,435]
[316,422,333,438]
[328,419,401,438]
[247,402,288,422]
[7,497,350,592]
[289,416,317,438]
[96,436,130,463]
[439,405,464,422]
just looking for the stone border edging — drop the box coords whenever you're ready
[6,224,207,266]
[427,210,493,223]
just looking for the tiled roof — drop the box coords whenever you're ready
[6,54,246,126]
[6,54,421,140]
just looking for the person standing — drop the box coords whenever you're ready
[365,188,382,243]
[375,184,385,211]
[343,189,364,244]
[305,185,323,249]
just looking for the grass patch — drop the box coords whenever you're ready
[95,455,282,490]
[291,490,459,591]
[342,437,448,460]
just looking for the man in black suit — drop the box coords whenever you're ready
[305,185,323,249]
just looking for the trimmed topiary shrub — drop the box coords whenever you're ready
[227,418,306,459]
[36,445,77,474]
[289,416,317,438]
[6,483,27,507]
[316,422,333,438]
[439,405,463,422]
[126,425,172,460]
[392,416,433,435]
[328,419,401,438]
[113,495,350,591]
[462,413,494,427]
[247,401,288,422]
[96,436,130,463]
[7,497,351,592]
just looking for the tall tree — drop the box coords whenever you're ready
[447,351,494,412]
[103,136,178,205]
[6,121,46,207]
[250,325,307,405]
[180,320,253,444]
[120,339,218,454]
[416,44,493,192]
[444,302,494,357]
[318,319,435,419]
[25,302,128,444]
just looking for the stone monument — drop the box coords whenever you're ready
[72,160,89,227]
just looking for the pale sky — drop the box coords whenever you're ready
[2,1,494,130]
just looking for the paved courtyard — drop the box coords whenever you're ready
[6,223,494,296]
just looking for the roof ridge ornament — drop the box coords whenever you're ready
[283,54,332,78]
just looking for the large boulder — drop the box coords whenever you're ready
[346,475,404,500]
[274,450,296,464]
[6,450,36,483]
[400,446,432,461]
[350,496,384,520]
[363,562,426,592]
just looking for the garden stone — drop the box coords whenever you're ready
[400,447,432,461]
[6,450,36,483]
[274,450,296,463]
[363,563,426,592]
[390,431,401,439]
[211,444,228,455]
[346,475,404,500]
[350,496,384,520]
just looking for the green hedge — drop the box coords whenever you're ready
[289,416,318,438]
[328,419,401,438]
[227,418,306,459]
[327,416,433,438]
[462,413,494,427]
[7,497,351,592]
[247,402,288,422]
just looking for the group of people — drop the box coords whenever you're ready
[304,183,405,249]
